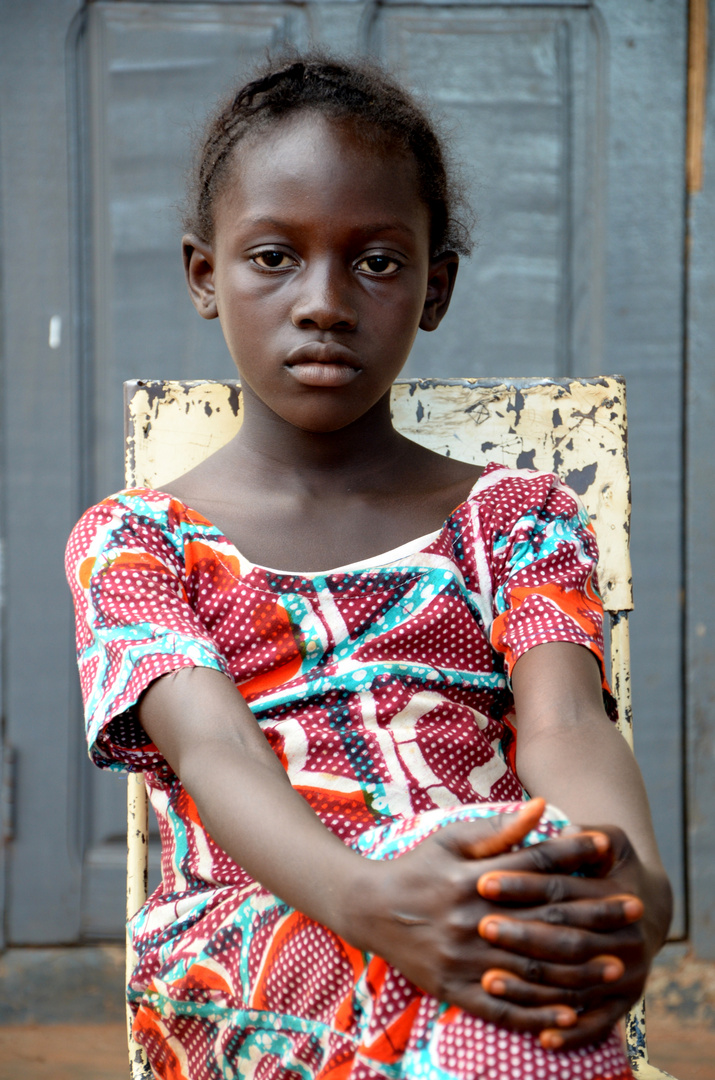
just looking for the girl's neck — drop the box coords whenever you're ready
[229,392,412,495]
[162,386,483,572]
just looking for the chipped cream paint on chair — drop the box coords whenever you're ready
[123,377,672,1080]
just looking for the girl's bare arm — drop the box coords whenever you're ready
[479,640,673,1048]
[138,665,638,1038]
[513,641,665,870]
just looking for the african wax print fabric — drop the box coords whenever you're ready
[67,464,632,1080]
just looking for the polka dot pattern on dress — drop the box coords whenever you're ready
[66,465,627,1079]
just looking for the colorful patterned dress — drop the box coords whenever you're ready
[66,463,633,1080]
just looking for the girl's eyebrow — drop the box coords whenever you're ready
[242,215,419,239]
[353,222,420,240]
[243,216,292,229]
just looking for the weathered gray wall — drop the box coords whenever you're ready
[0,0,86,943]
[686,4,715,960]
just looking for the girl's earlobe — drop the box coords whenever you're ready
[182,234,218,320]
[420,252,459,332]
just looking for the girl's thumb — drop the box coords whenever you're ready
[461,797,546,859]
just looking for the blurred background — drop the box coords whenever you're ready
[0,0,713,1073]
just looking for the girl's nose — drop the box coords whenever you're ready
[291,262,358,331]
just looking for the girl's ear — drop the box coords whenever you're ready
[420,252,459,332]
[183,234,218,320]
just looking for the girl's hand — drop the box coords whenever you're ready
[342,802,637,1039]
[477,823,672,1050]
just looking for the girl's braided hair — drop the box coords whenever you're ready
[183,52,473,257]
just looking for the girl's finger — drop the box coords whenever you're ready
[451,983,579,1036]
[482,968,580,1007]
[539,1001,631,1052]
[461,798,546,859]
[477,914,636,964]
[481,957,624,1007]
[476,879,644,931]
[433,931,629,993]
[477,869,620,903]
[498,953,627,992]
[469,830,613,880]
[527,894,644,931]
[482,968,589,1009]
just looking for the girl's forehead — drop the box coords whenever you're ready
[221,111,424,213]
[208,112,431,249]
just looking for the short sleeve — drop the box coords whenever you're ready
[66,492,231,772]
[480,467,615,714]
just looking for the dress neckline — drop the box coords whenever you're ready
[133,465,500,578]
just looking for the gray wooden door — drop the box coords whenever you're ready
[0,0,689,943]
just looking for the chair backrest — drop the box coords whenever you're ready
[123,376,666,1079]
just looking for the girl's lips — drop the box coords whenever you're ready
[286,362,360,387]
[285,342,361,387]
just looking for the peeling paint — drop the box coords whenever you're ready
[626,997,676,1078]
[564,461,597,495]
[124,381,245,488]
[227,382,241,417]
[506,388,526,425]
[516,448,536,470]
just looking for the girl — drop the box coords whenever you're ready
[67,55,672,1080]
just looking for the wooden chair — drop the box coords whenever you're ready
[123,376,672,1080]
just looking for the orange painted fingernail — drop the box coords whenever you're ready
[602,960,624,982]
[555,1007,577,1027]
[581,830,610,853]
[539,1030,564,1050]
[481,970,508,995]
[595,953,624,981]
[481,968,513,994]
[478,917,501,942]
[477,873,502,899]
[623,898,644,920]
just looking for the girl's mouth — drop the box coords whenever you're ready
[286,362,359,387]
[285,342,361,387]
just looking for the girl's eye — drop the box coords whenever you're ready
[252,251,292,269]
[357,255,401,275]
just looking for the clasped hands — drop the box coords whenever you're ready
[353,799,659,1051]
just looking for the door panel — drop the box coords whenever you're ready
[593,0,686,936]
[0,0,87,945]
[377,8,602,378]
[86,2,311,504]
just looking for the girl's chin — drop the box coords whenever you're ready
[285,363,360,387]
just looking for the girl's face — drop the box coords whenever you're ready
[184,111,457,433]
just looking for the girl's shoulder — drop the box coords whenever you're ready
[71,487,211,532]
[461,462,586,523]
[66,488,221,569]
